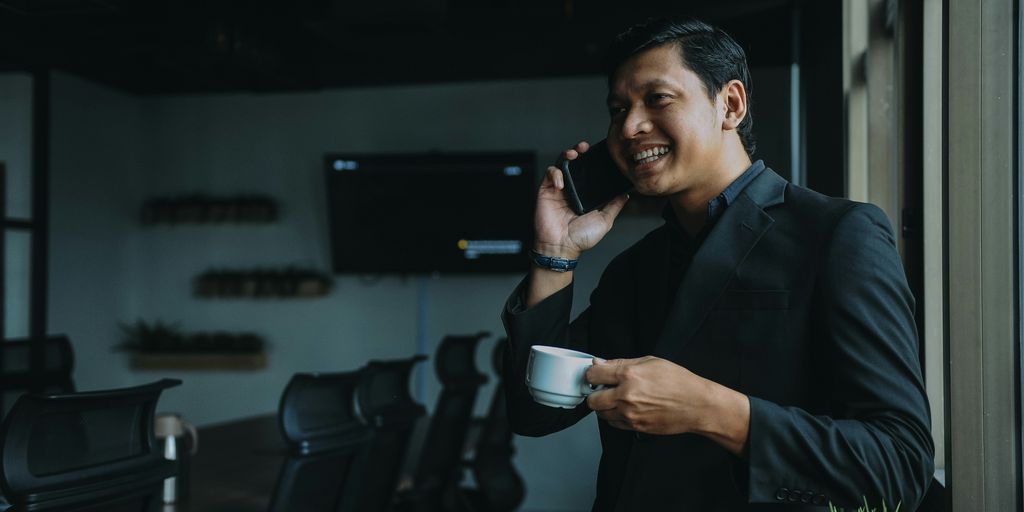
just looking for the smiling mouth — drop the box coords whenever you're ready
[631,146,671,166]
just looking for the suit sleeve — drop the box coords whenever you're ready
[745,203,934,509]
[500,277,594,437]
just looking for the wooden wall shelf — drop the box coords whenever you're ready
[140,195,278,225]
[131,352,267,371]
[194,268,332,298]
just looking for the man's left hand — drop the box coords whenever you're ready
[585,356,751,455]
[585,356,712,435]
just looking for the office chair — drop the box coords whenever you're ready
[400,332,489,512]
[269,370,373,512]
[343,356,427,512]
[459,338,524,512]
[0,336,74,419]
[271,358,429,512]
[0,379,180,512]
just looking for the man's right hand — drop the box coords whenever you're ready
[527,141,629,308]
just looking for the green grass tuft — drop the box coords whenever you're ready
[827,497,901,512]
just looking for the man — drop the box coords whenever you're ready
[501,18,933,511]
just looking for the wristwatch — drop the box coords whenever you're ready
[529,250,578,272]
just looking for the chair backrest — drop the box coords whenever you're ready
[270,370,373,512]
[0,336,74,418]
[412,333,489,507]
[271,361,430,512]
[340,356,428,512]
[354,355,427,429]
[268,445,367,512]
[0,379,179,511]
[469,339,525,512]
[277,370,372,455]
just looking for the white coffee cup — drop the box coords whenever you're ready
[526,345,603,409]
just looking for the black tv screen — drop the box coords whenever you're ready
[324,152,535,273]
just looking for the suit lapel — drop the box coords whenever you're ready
[651,168,787,363]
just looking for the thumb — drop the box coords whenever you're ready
[598,193,630,222]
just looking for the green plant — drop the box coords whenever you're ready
[116,319,265,353]
[828,497,901,512]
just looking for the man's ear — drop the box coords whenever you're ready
[720,79,748,131]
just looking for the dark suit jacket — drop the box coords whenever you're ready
[502,168,934,511]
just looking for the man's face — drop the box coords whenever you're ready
[606,44,727,197]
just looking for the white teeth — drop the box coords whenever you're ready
[632,146,670,162]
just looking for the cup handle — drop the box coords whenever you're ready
[183,421,199,455]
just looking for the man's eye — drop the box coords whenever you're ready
[648,94,672,104]
[608,106,626,117]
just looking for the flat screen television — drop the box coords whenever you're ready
[324,151,535,274]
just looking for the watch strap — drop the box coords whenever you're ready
[529,250,578,272]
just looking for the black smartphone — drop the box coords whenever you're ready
[560,140,633,215]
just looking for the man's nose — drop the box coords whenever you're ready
[620,107,652,139]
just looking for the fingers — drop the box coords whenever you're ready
[598,413,633,431]
[586,386,618,411]
[586,357,629,386]
[561,140,591,163]
[608,420,633,431]
[593,407,633,431]
[551,167,564,189]
[543,166,564,190]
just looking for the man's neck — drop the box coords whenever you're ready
[669,151,753,236]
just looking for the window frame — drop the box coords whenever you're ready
[946,0,1022,509]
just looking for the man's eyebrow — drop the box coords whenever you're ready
[639,78,676,89]
[606,79,679,104]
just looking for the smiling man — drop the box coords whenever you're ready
[501,18,934,511]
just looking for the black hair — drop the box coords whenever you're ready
[605,18,756,156]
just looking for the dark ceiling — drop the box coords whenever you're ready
[0,0,798,95]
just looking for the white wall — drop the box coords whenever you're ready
[48,73,150,391]
[129,78,648,417]
[46,73,666,511]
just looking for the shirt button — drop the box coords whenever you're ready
[775,488,790,501]
[813,494,827,505]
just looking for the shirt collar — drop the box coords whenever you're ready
[661,159,767,225]
[707,159,766,220]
